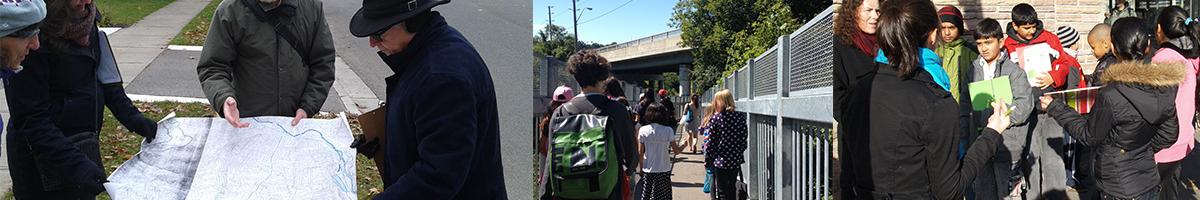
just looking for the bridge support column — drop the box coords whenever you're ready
[679,64,691,98]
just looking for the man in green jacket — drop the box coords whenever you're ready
[197,0,336,127]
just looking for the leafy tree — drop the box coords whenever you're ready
[533,24,611,61]
[672,0,832,93]
[533,24,577,61]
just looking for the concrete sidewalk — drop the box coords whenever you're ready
[666,152,710,199]
[108,0,212,84]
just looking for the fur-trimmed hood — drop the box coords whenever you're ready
[1099,61,1183,125]
[1100,61,1186,87]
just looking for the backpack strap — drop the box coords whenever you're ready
[240,0,309,64]
[561,96,604,116]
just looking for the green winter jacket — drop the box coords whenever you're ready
[197,0,336,117]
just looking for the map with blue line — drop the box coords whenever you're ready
[105,113,357,200]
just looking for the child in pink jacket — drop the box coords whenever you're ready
[1150,6,1197,198]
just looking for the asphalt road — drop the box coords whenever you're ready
[321,0,532,198]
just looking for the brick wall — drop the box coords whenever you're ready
[833,0,1112,70]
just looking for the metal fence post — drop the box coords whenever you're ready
[746,59,755,100]
[774,35,789,200]
[733,70,740,99]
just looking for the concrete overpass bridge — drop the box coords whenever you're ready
[596,30,695,98]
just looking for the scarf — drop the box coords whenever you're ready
[935,39,964,100]
[852,31,878,57]
[43,3,96,47]
[876,48,952,92]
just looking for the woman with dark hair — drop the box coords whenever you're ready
[1151,7,1199,198]
[604,76,626,100]
[636,88,656,126]
[833,0,879,122]
[6,0,157,198]
[636,102,684,200]
[839,0,1011,198]
[1040,17,1182,199]
[680,94,702,153]
[602,77,635,113]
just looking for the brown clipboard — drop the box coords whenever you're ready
[357,106,387,170]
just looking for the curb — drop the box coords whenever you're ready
[127,94,211,104]
[166,45,204,51]
[332,56,382,115]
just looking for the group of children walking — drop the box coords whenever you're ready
[537,49,749,200]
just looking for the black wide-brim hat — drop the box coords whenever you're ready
[350,0,450,37]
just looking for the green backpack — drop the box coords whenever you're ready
[548,109,619,199]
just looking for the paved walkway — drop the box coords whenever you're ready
[668,152,711,199]
[108,0,212,84]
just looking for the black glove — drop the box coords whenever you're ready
[351,134,380,158]
[136,120,157,143]
[69,132,107,196]
[75,166,106,197]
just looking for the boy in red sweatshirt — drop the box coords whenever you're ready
[1004,4,1086,91]
[1001,3,1080,199]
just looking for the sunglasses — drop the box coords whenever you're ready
[369,31,384,42]
[369,23,403,42]
[8,24,40,39]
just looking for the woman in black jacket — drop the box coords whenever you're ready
[832,0,880,121]
[1039,17,1181,199]
[839,0,1011,199]
[6,0,156,198]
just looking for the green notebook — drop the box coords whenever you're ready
[968,76,1014,111]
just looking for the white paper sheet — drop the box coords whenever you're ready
[1016,43,1058,85]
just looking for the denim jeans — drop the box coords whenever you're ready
[1100,187,1158,200]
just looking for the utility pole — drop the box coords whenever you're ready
[545,6,553,43]
[571,0,579,49]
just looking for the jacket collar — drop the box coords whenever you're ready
[1101,61,1186,86]
[1159,38,1200,58]
[1005,22,1045,45]
[875,48,951,91]
[875,64,944,91]
[379,11,449,74]
[974,51,1010,75]
[940,39,965,49]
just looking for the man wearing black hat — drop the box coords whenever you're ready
[197,0,337,128]
[347,0,507,199]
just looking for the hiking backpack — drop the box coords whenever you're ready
[547,106,620,199]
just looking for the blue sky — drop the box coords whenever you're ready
[532,0,677,45]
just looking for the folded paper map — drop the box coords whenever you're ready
[104,113,356,200]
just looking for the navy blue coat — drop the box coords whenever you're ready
[374,12,507,199]
[6,26,155,198]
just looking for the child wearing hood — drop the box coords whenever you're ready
[1003,4,1082,198]
[1149,6,1198,199]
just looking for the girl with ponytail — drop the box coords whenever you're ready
[1040,17,1183,199]
[1150,5,1198,199]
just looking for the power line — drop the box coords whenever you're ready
[578,0,635,25]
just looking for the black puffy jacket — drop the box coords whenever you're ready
[1046,61,1182,198]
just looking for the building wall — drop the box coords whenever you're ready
[833,0,1111,70]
